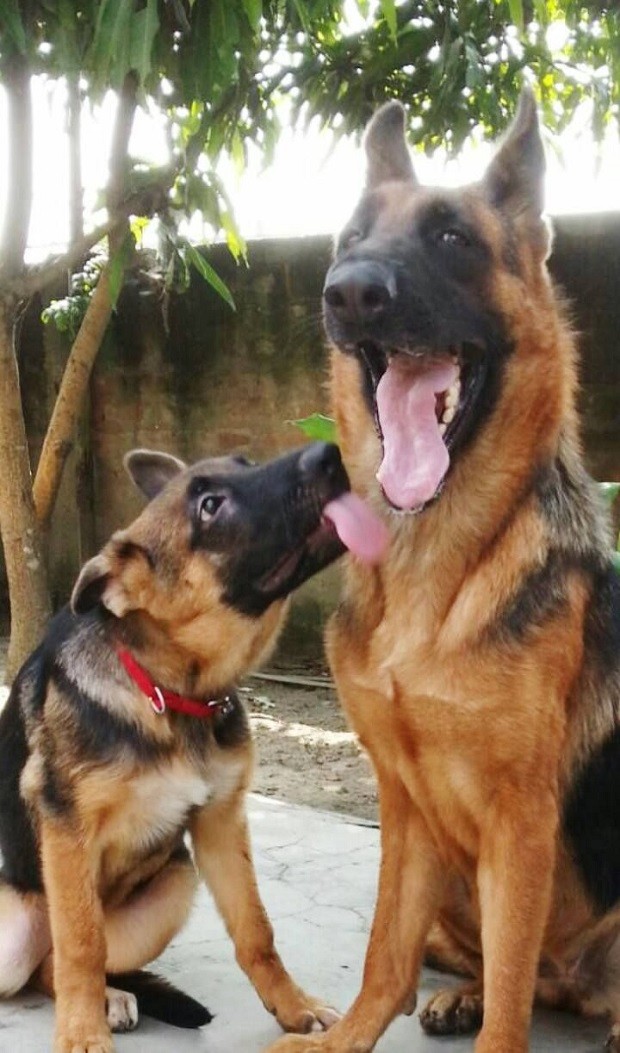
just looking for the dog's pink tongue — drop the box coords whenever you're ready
[376,357,458,510]
[323,492,389,564]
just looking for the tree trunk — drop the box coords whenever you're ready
[0,56,33,273]
[32,72,139,532]
[0,55,51,680]
[33,267,114,530]
[0,299,51,681]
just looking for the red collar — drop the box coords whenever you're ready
[116,647,232,719]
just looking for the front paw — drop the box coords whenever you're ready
[272,989,340,1034]
[420,985,483,1035]
[54,1028,114,1053]
[105,987,138,1033]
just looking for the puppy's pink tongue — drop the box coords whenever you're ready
[323,492,389,564]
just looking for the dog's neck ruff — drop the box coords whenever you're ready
[116,647,233,719]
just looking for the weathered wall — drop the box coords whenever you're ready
[2,217,620,656]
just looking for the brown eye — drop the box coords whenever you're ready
[438,228,471,248]
[199,495,224,521]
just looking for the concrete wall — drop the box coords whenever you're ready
[2,217,620,656]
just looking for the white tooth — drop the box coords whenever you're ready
[439,423,447,435]
[442,406,456,424]
[445,390,458,409]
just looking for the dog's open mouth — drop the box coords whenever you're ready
[257,490,388,595]
[358,342,488,512]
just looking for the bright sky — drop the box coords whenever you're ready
[0,76,618,263]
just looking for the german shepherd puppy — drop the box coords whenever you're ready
[266,93,620,1053]
[0,441,386,1053]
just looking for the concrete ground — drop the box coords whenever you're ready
[0,795,610,1053]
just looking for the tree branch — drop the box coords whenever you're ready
[8,170,175,299]
[108,71,139,258]
[0,55,33,277]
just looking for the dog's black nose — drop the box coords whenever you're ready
[323,261,396,324]
[298,442,343,483]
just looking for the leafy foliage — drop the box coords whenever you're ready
[2,2,618,249]
[289,413,338,443]
[2,1,619,325]
[279,1,620,153]
[41,256,106,340]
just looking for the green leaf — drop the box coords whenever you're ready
[612,551,620,576]
[87,0,133,89]
[599,482,620,507]
[240,0,262,31]
[379,0,397,41]
[129,0,160,87]
[0,0,27,54]
[130,215,150,246]
[220,210,247,262]
[184,244,236,310]
[288,414,337,443]
[507,0,524,31]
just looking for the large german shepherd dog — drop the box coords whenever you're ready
[0,441,386,1053]
[266,92,620,1053]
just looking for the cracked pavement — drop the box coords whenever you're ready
[0,796,610,1051]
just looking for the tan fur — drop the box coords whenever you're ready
[265,100,618,1053]
[0,451,340,1053]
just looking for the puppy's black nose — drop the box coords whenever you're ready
[323,261,395,324]
[298,442,343,483]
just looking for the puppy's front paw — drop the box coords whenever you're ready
[105,987,139,1033]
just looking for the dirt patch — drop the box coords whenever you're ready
[244,669,379,823]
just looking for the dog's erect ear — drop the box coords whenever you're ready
[124,449,186,501]
[483,88,545,216]
[365,101,416,189]
[71,539,153,617]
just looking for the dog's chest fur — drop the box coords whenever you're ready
[80,749,246,894]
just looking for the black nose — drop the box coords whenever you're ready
[298,442,344,484]
[323,261,396,324]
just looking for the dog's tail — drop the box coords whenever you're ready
[108,970,213,1029]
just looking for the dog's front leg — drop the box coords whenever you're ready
[39,816,111,1053]
[475,788,558,1053]
[265,775,445,1053]
[190,795,339,1034]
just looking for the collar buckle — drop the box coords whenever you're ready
[151,685,166,715]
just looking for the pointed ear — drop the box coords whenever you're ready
[483,88,545,216]
[124,449,186,501]
[365,101,417,189]
[71,538,153,617]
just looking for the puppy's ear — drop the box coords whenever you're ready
[365,101,417,189]
[124,449,186,501]
[483,88,545,217]
[71,538,153,617]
